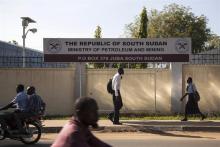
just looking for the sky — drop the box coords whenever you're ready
[0,0,219,51]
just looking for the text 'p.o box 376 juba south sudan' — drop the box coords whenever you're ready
[43,38,191,62]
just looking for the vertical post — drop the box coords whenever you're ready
[79,62,82,97]
[22,26,26,68]
[75,63,85,99]
[21,17,37,68]
[154,63,157,113]
[171,62,183,113]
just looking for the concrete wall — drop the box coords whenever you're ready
[183,65,220,113]
[86,69,171,114]
[0,68,75,115]
[1,65,220,115]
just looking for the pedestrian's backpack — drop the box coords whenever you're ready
[194,91,200,101]
[107,79,114,94]
[192,84,200,101]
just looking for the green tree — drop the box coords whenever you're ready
[205,34,220,50]
[124,7,149,68]
[93,25,104,68]
[94,25,102,38]
[138,7,148,38]
[125,3,211,53]
[124,16,140,38]
[138,7,148,68]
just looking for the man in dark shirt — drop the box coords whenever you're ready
[51,97,112,147]
[26,86,46,115]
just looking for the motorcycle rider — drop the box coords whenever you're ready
[0,84,29,134]
[26,86,46,115]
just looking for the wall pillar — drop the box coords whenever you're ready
[171,62,183,113]
[75,63,86,99]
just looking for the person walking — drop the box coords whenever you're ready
[180,77,206,121]
[108,67,124,125]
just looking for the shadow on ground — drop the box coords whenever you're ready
[0,142,51,147]
[122,120,218,126]
[140,129,215,139]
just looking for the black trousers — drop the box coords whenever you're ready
[109,90,123,123]
[13,110,33,132]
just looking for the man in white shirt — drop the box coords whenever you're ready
[108,67,124,125]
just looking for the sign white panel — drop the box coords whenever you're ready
[43,38,191,62]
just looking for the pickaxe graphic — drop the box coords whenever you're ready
[49,43,59,49]
[178,42,187,50]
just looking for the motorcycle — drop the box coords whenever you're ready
[0,109,43,144]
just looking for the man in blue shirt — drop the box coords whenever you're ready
[0,84,29,134]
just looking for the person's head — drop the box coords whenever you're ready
[16,84,24,93]
[118,67,124,75]
[74,97,99,128]
[187,77,193,84]
[27,86,36,95]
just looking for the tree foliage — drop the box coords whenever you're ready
[206,34,220,50]
[124,3,211,53]
[93,25,104,68]
[94,25,102,38]
[138,7,148,38]
[135,7,149,68]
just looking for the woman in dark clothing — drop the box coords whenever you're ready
[180,77,206,121]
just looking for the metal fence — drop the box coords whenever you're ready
[191,54,220,64]
[1,54,220,68]
[0,56,70,68]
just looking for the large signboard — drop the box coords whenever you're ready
[43,38,191,62]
